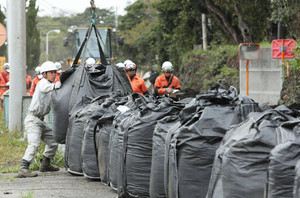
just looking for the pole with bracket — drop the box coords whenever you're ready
[281,39,290,79]
[90,0,96,27]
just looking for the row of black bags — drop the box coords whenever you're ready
[51,24,300,198]
[51,71,297,198]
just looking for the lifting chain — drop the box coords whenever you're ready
[90,0,96,26]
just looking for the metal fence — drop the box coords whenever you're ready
[4,95,53,131]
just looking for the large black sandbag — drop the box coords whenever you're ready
[52,64,132,144]
[206,109,298,198]
[51,67,76,143]
[150,116,181,198]
[65,96,107,175]
[118,97,184,198]
[164,85,258,198]
[97,97,130,184]
[266,122,300,198]
[82,91,128,179]
[81,93,128,181]
[109,95,145,190]
[294,159,300,197]
[166,105,239,198]
[64,95,92,174]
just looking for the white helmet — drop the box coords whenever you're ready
[35,66,41,75]
[125,61,137,71]
[3,63,9,69]
[54,62,62,70]
[40,61,58,73]
[162,61,173,72]
[85,58,96,68]
[124,60,133,67]
[116,62,125,68]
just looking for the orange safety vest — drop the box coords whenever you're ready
[56,73,60,82]
[0,73,8,99]
[154,73,181,95]
[127,74,148,95]
[30,76,41,96]
[26,75,32,90]
[0,71,8,83]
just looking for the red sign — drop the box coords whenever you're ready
[271,39,296,59]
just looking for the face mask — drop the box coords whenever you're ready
[38,74,43,79]
[129,74,136,78]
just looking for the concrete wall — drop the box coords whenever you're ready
[239,47,283,105]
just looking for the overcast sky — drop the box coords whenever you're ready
[0,0,135,16]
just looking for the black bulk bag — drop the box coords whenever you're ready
[206,109,298,198]
[293,159,300,197]
[165,105,240,198]
[266,121,300,198]
[165,84,258,198]
[82,91,128,179]
[150,116,181,198]
[108,94,144,190]
[52,24,132,144]
[267,140,300,198]
[118,97,183,198]
[65,96,106,175]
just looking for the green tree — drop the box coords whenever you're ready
[154,0,206,67]
[26,0,40,70]
[269,0,300,40]
[117,0,159,69]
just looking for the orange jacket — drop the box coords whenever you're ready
[0,73,7,87]
[30,76,41,96]
[56,73,60,82]
[0,72,8,83]
[6,73,9,82]
[26,75,32,90]
[154,73,181,95]
[127,74,148,95]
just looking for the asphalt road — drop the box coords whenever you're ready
[0,169,117,198]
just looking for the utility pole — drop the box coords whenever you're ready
[202,13,208,51]
[7,0,26,131]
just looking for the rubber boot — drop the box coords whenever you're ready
[18,159,38,178]
[39,155,59,172]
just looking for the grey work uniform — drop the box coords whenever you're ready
[22,78,58,162]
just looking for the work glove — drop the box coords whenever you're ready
[165,88,173,94]
[54,81,62,89]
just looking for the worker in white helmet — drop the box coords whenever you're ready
[18,61,62,178]
[154,61,181,98]
[29,66,43,96]
[125,61,148,95]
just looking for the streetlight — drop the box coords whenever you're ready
[46,29,60,60]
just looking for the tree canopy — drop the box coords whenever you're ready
[26,0,40,70]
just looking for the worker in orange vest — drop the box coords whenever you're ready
[0,63,9,109]
[124,60,148,95]
[154,61,181,98]
[2,63,10,83]
[1,63,9,83]
[30,66,43,96]
[54,62,62,81]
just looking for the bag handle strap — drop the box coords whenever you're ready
[93,25,109,65]
[73,24,93,66]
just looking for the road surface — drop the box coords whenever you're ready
[0,169,117,198]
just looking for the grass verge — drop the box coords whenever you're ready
[0,110,64,173]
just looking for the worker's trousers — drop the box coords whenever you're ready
[23,114,58,162]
